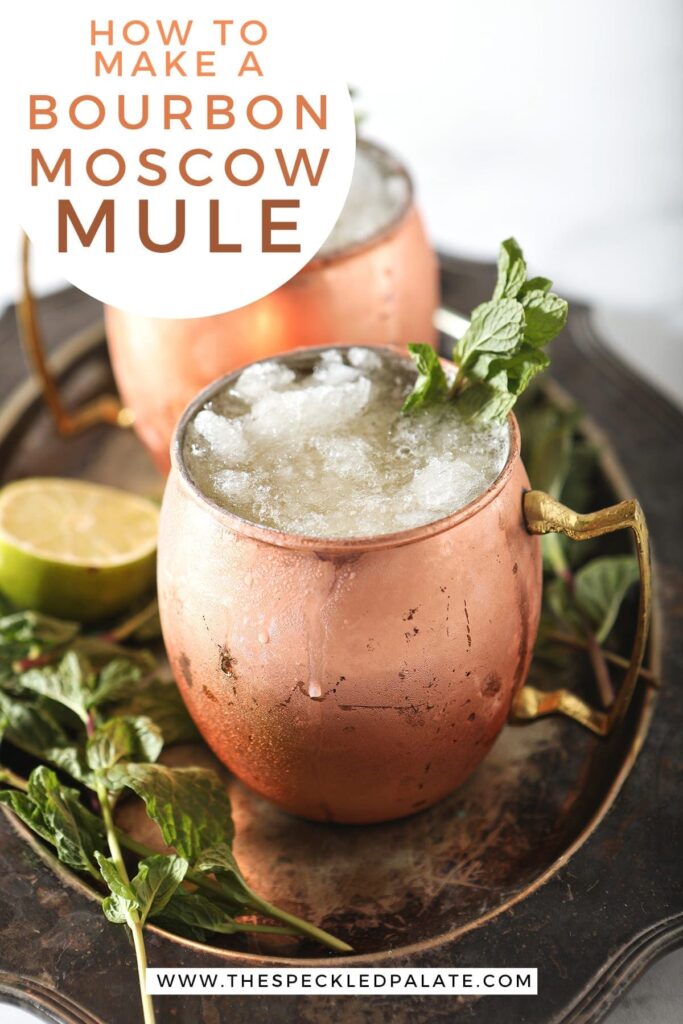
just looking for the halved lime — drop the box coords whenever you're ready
[0,478,159,623]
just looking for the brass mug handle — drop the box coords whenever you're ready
[17,233,133,436]
[511,490,652,736]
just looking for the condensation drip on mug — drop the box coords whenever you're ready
[304,562,339,699]
[305,590,324,699]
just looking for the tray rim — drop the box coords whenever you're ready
[0,317,661,966]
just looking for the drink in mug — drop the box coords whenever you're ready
[106,141,439,472]
[183,347,510,539]
[159,346,543,824]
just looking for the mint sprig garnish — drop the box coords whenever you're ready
[402,238,568,420]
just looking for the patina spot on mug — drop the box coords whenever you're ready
[157,352,650,825]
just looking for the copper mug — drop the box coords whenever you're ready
[102,140,439,473]
[157,347,651,825]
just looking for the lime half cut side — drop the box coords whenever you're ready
[0,478,159,623]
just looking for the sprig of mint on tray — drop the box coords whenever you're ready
[0,607,350,1024]
[403,238,568,420]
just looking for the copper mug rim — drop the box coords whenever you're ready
[170,345,521,554]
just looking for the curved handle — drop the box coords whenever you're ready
[511,490,652,736]
[17,233,134,436]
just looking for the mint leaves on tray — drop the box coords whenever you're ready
[517,392,652,706]
[0,606,351,1024]
[403,238,568,420]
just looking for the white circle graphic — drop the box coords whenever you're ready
[12,1,356,317]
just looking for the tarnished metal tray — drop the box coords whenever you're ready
[0,255,681,1024]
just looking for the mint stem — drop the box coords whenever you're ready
[116,831,352,953]
[544,631,657,684]
[222,922,300,937]
[96,776,156,1024]
[240,886,353,954]
[448,365,466,399]
[0,766,29,792]
[550,557,615,708]
[102,599,159,644]
[585,631,615,708]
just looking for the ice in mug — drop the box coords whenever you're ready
[319,143,410,255]
[183,346,510,538]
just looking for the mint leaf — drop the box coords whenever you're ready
[457,299,526,367]
[521,290,568,346]
[543,555,639,645]
[109,763,235,861]
[457,345,549,423]
[101,894,131,925]
[46,744,91,784]
[89,659,149,708]
[0,690,91,783]
[1,605,352,1009]
[498,344,550,395]
[544,576,584,637]
[133,854,188,923]
[0,766,104,876]
[456,382,518,423]
[574,555,639,643]
[193,843,252,910]
[492,237,527,300]
[15,648,155,730]
[96,852,187,925]
[0,788,55,846]
[521,276,552,295]
[519,403,580,499]
[86,716,162,774]
[27,767,104,873]
[19,651,91,724]
[401,343,448,413]
[155,891,240,939]
[0,690,70,751]
[194,843,241,878]
[96,852,135,901]
[110,680,199,746]
[95,851,137,925]
[0,611,79,670]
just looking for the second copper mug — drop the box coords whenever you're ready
[105,140,439,473]
[157,348,651,825]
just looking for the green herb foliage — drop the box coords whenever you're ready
[108,763,235,857]
[402,238,568,420]
[0,765,104,877]
[401,343,449,412]
[97,851,188,926]
[0,603,352,1024]
[518,388,645,695]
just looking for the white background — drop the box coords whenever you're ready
[1,2,682,1021]
[1,0,681,403]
